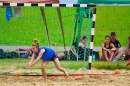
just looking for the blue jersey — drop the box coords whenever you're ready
[35,47,57,61]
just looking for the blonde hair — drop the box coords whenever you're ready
[32,39,39,48]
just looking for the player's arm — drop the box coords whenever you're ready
[28,49,45,68]
[26,53,35,68]
[102,43,108,51]
[29,53,35,63]
[110,43,116,51]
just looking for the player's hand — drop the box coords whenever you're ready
[26,62,31,70]
[107,49,111,54]
[26,65,31,70]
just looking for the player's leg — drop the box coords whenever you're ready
[113,49,119,57]
[53,58,68,76]
[112,48,126,62]
[109,51,114,62]
[52,42,66,57]
[125,48,130,55]
[103,50,109,61]
[116,48,126,59]
[41,60,49,81]
[52,42,57,53]
[126,60,130,66]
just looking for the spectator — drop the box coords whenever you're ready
[110,32,121,57]
[52,36,88,60]
[113,36,130,62]
[101,35,116,62]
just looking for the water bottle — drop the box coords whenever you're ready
[93,55,95,61]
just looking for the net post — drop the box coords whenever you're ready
[88,6,96,74]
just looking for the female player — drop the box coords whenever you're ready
[26,39,68,81]
[101,35,116,62]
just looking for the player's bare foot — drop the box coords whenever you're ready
[52,42,57,45]
[106,59,109,62]
[109,59,112,62]
[65,72,69,80]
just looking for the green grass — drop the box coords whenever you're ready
[0,7,88,46]
[0,58,87,70]
[92,60,130,70]
[0,58,130,70]
[95,6,130,47]
[0,6,130,46]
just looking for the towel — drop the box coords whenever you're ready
[6,7,13,21]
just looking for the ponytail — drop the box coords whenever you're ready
[32,39,39,48]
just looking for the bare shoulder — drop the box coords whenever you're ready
[102,43,105,45]
[40,49,45,53]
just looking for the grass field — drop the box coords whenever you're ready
[0,58,130,70]
[0,6,130,47]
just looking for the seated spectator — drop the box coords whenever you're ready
[52,36,89,60]
[74,36,89,60]
[110,32,121,57]
[113,36,130,63]
[101,35,116,62]
[16,48,32,58]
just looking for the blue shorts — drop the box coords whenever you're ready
[41,53,58,61]
[51,54,58,61]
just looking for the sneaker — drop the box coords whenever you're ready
[119,57,124,60]
[112,57,117,62]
